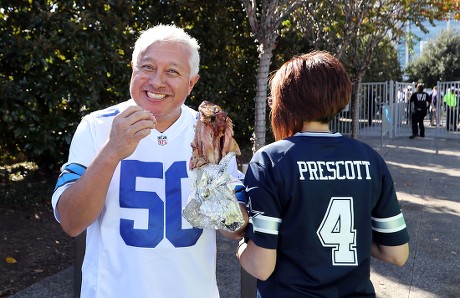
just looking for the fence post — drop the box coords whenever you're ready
[240,267,257,298]
[389,80,395,139]
[73,230,86,298]
[238,166,257,298]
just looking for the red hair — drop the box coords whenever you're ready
[270,51,351,140]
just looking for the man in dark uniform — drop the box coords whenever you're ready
[409,83,431,138]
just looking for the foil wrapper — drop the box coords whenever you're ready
[182,152,245,231]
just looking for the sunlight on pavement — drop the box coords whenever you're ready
[386,161,460,178]
[385,144,460,158]
[370,270,441,298]
[398,196,460,216]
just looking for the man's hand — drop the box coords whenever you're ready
[57,106,156,237]
[105,106,157,161]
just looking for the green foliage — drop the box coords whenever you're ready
[1,1,135,171]
[363,38,403,82]
[167,1,258,149]
[406,28,460,86]
[0,1,258,170]
[2,0,454,173]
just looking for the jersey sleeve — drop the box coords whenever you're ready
[371,159,410,246]
[244,151,281,249]
[51,115,100,221]
[226,154,240,178]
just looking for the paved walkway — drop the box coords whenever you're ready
[11,135,460,298]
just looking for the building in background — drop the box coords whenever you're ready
[398,19,460,74]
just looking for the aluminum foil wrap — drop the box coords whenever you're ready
[182,152,245,231]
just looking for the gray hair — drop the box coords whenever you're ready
[131,24,200,77]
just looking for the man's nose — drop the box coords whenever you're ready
[148,71,165,87]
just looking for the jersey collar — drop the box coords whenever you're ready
[293,131,342,137]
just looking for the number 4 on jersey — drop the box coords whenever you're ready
[317,197,358,266]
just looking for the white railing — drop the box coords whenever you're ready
[332,81,460,140]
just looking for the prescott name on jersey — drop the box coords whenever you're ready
[297,160,371,181]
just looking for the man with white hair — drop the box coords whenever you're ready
[52,24,245,298]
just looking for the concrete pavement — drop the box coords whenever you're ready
[10,135,460,298]
[367,135,460,298]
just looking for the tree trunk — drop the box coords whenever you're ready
[252,45,273,153]
[351,71,365,139]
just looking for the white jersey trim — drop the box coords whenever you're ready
[294,131,343,137]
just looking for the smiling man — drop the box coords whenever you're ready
[52,24,244,298]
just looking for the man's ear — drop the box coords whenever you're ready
[188,74,200,95]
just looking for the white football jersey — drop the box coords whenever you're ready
[52,99,237,298]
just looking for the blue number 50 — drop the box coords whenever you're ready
[119,160,202,248]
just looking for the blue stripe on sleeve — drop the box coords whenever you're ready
[64,163,87,176]
[234,184,248,204]
[95,108,120,118]
[54,163,87,191]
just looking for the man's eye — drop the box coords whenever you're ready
[141,64,154,71]
[167,69,180,75]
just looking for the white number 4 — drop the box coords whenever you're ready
[317,197,358,266]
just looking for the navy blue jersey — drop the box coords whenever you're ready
[244,132,409,298]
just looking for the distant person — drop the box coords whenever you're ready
[409,83,430,138]
[405,86,413,121]
[430,86,440,126]
[397,86,405,103]
[236,51,410,298]
[428,87,436,126]
[443,87,458,131]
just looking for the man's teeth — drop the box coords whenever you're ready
[147,92,166,99]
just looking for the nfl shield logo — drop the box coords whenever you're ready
[157,135,167,146]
